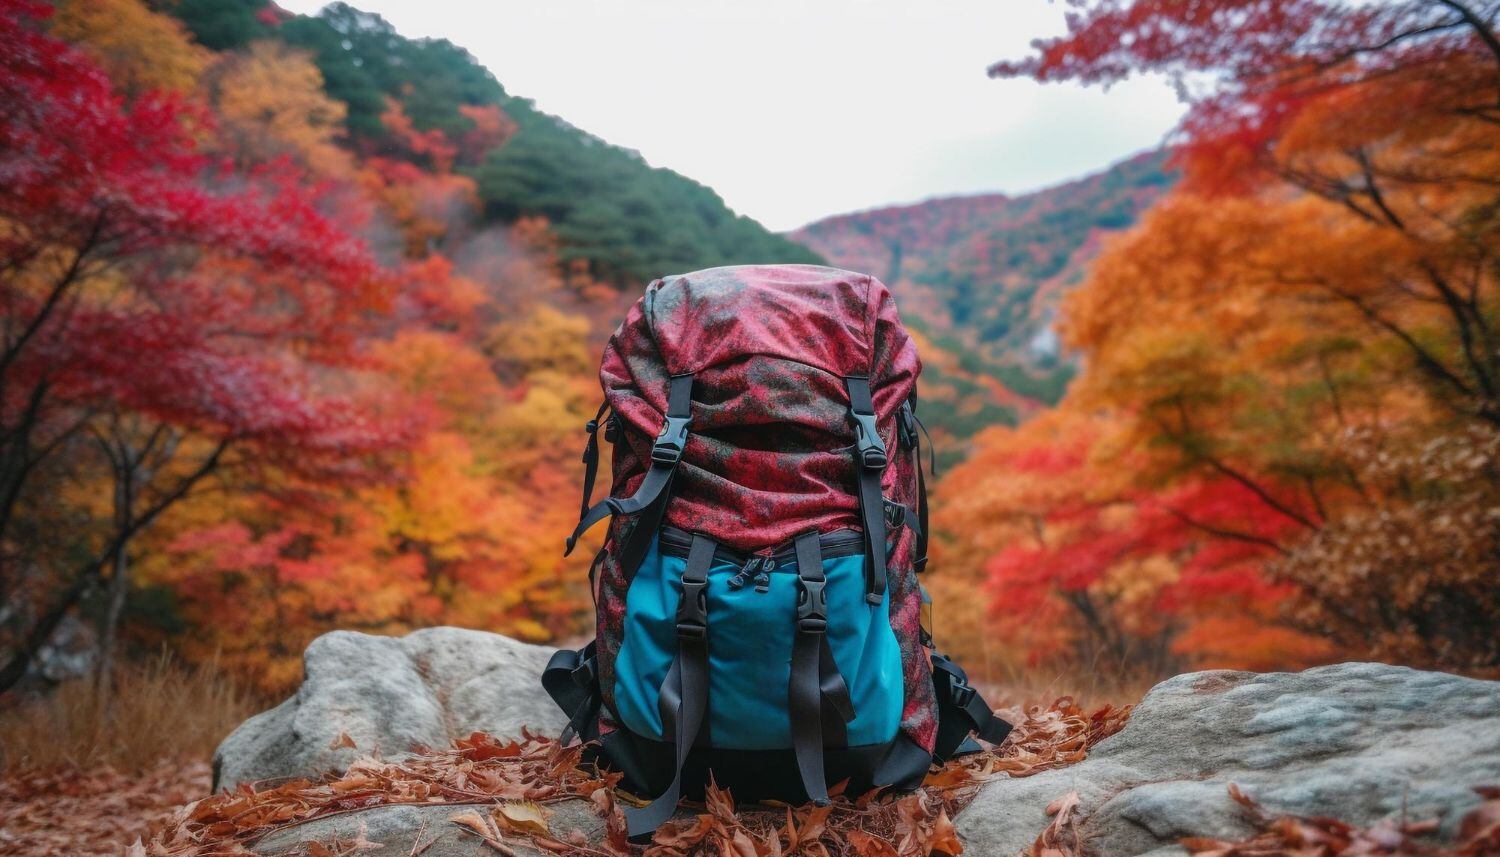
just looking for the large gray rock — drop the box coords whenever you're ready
[251,800,603,857]
[214,628,566,791]
[957,662,1500,856]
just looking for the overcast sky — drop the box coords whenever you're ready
[277,0,1185,230]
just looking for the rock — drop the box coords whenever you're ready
[214,628,567,791]
[957,663,1500,856]
[251,799,603,857]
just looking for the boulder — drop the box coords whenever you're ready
[957,662,1500,856]
[215,635,1499,856]
[250,800,604,857]
[214,628,566,791]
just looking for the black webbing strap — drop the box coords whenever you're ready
[565,375,694,565]
[578,401,610,521]
[902,400,934,573]
[789,532,856,806]
[844,377,888,603]
[930,652,1013,762]
[542,641,601,745]
[625,532,714,839]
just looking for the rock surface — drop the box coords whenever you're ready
[215,632,1500,856]
[957,662,1500,856]
[214,628,566,791]
[251,800,603,857]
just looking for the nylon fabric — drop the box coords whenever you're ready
[613,534,902,751]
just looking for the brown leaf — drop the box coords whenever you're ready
[328,731,357,751]
[930,809,963,856]
[493,801,550,837]
[846,830,901,857]
[450,808,498,840]
[1028,791,1082,857]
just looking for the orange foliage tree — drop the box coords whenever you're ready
[982,0,1500,670]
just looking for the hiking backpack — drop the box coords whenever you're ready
[542,264,1011,838]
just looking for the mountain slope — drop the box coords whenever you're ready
[169,0,820,284]
[791,153,1174,455]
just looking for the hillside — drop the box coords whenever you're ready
[792,153,1174,449]
[167,0,820,285]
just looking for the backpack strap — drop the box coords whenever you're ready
[900,399,935,573]
[577,402,611,521]
[843,376,888,603]
[930,651,1013,762]
[624,531,715,839]
[542,640,601,745]
[565,375,695,576]
[789,531,856,805]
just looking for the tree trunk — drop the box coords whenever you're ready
[94,436,140,707]
[93,531,130,704]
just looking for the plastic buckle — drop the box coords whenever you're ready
[676,578,708,639]
[951,680,976,708]
[796,577,828,633]
[884,499,907,530]
[604,416,621,444]
[898,403,918,449]
[652,415,691,465]
[850,411,887,470]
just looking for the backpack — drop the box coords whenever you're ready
[542,264,1011,838]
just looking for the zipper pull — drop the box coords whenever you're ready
[753,557,775,593]
[728,556,760,590]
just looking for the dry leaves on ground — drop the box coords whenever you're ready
[1181,784,1500,857]
[1024,783,1500,857]
[0,695,1129,857]
[0,760,211,857]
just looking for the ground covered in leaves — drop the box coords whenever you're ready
[138,694,1131,857]
[0,761,211,856]
[2,697,1495,856]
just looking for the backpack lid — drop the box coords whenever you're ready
[599,264,920,549]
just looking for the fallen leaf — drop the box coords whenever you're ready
[494,801,550,837]
[846,830,901,857]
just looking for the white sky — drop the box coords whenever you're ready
[277,0,1185,230]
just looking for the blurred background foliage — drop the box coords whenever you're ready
[0,0,1496,730]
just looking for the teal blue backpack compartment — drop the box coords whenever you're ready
[613,530,903,751]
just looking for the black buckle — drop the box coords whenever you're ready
[676,577,708,639]
[898,402,918,449]
[796,577,828,633]
[604,416,621,443]
[850,412,887,470]
[884,499,907,530]
[652,415,691,465]
[950,679,976,708]
[585,418,599,434]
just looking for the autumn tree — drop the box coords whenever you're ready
[935,410,1324,680]
[49,0,208,96]
[0,0,408,693]
[991,0,1500,668]
[206,39,353,176]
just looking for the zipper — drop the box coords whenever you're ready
[657,526,864,572]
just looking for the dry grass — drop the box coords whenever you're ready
[982,658,1159,713]
[0,651,259,774]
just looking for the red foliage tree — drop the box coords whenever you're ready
[0,0,411,691]
[990,0,1500,192]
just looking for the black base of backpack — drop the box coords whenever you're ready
[543,643,1011,837]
